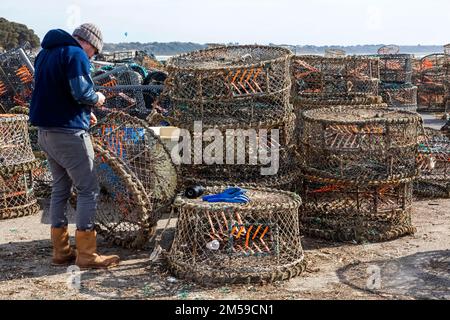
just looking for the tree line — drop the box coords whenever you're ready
[0,17,40,50]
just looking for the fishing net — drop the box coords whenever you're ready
[298,177,415,243]
[376,54,413,84]
[299,107,422,185]
[415,128,450,198]
[377,45,400,55]
[379,83,418,111]
[0,114,35,169]
[167,186,306,285]
[161,45,293,127]
[91,111,179,233]
[0,48,34,112]
[0,167,39,220]
[291,55,380,103]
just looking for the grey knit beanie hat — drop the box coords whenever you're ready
[73,23,103,53]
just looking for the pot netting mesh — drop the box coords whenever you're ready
[0,114,35,167]
[167,186,306,285]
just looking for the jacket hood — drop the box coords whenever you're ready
[41,29,81,50]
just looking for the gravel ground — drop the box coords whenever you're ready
[0,197,449,300]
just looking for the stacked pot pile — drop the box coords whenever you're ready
[297,107,422,243]
[291,55,385,144]
[161,45,298,190]
[0,114,40,220]
[416,53,449,112]
[376,47,418,111]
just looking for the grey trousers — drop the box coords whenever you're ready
[38,129,99,231]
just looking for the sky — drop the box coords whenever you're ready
[1,0,449,45]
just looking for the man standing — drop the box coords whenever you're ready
[30,24,119,269]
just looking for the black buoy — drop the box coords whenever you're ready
[184,185,205,199]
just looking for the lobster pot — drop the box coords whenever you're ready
[299,107,422,184]
[0,48,34,111]
[0,114,35,167]
[93,66,143,86]
[299,177,415,243]
[171,112,298,189]
[419,54,449,84]
[291,55,380,105]
[294,102,387,145]
[377,54,413,84]
[91,112,179,236]
[380,83,418,111]
[164,45,293,127]
[415,128,450,198]
[0,168,39,220]
[417,83,446,112]
[167,187,306,285]
[324,49,346,58]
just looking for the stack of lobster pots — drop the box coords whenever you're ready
[297,106,422,243]
[161,45,299,190]
[0,114,40,220]
[376,45,418,111]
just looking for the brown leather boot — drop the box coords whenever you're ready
[51,227,77,266]
[75,230,120,269]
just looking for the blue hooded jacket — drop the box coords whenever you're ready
[30,29,99,130]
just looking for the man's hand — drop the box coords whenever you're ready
[90,112,98,127]
[94,92,106,107]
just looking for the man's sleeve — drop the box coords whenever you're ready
[66,49,98,106]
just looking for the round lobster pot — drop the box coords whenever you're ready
[299,177,415,243]
[377,54,413,84]
[294,102,387,145]
[380,83,418,111]
[415,128,450,198]
[299,107,422,185]
[91,111,179,220]
[291,55,380,102]
[164,45,293,127]
[0,114,35,168]
[168,186,306,285]
[419,54,449,84]
[324,48,346,58]
[417,83,447,112]
[0,167,39,220]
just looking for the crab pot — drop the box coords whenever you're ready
[294,102,387,145]
[415,128,450,198]
[324,48,346,58]
[299,177,415,243]
[167,186,306,285]
[0,114,36,168]
[0,168,39,220]
[163,45,293,127]
[299,106,422,184]
[377,54,413,84]
[380,83,418,111]
[291,55,380,103]
[417,83,447,112]
[419,54,449,84]
[0,48,34,111]
[91,112,179,240]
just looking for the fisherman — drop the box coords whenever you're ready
[30,23,120,269]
